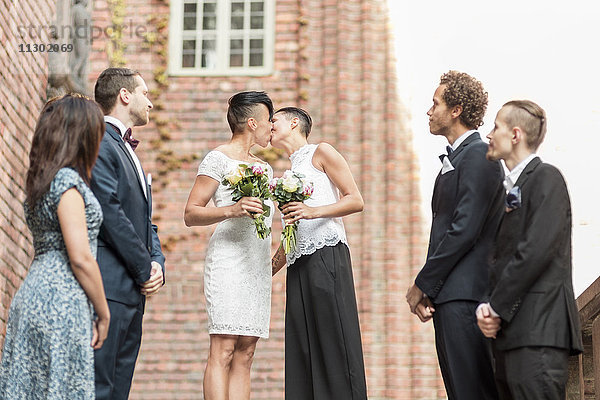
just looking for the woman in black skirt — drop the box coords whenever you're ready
[271,107,367,400]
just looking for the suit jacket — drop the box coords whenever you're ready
[91,123,165,306]
[416,132,504,304]
[488,157,583,354]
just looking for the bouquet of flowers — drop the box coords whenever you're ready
[222,163,271,239]
[269,170,314,254]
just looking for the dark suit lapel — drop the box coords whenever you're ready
[106,124,149,203]
[448,132,480,163]
[514,157,542,189]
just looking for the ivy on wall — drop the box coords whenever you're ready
[106,0,127,66]
[142,2,200,251]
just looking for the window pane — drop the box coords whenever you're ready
[203,16,216,30]
[201,40,217,68]
[183,3,197,31]
[249,52,263,66]
[182,39,196,68]
[231,2,245,13]
[183,39,196,50]
[230,38,244,67]
[203,2,216,13]
[202,2,216,30]
[231,16,243,30]
[250,1,264,29]
[230,38,243,50]
[231,2,244,29]
[250,16,263,29]
[230,54,243,67]
[184,3,197,12]
[249,38,263,66]
[250,2,263,12]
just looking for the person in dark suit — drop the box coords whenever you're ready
[406,71,504,400]
[477,100,583,399]
[91,67,166,399]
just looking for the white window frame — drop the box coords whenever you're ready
[169,0,275,76]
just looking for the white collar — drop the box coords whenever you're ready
[504,153,538,191]
[449,129,477,151]
[104,116,128,139]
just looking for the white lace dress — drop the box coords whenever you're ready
[286,144,348,265]
[197,150,273,338]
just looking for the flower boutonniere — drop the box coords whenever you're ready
[505,186,521,212]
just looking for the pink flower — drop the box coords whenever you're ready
[251,164,265,175]
[269,178,278,191]
[302,183,314,196]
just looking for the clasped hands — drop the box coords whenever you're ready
[405,284,435,322]
[140,261,164,296]
[475,303,501,339]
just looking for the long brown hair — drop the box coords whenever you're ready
[26,94,105,207]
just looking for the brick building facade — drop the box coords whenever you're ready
[0,0,55,351]
[0,0,445,398]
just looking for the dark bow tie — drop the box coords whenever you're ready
[123,128,139,151]
[439,145,454,162]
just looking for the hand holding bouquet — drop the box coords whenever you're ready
[269,170,314,253]
[222,163,271,239]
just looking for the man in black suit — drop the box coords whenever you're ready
[91,67,166,399]
[477,100,583,399]
[406,71,503,400]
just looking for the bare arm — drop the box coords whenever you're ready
[272,244,287,276]
[281,143,364,223]
[57,188,110,349]
[184,175,264,227]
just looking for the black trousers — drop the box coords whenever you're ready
[285,243,367,400]
[432,300,498,400]
[493,345,569,400]
[94,300,144,400]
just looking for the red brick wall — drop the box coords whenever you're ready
[0,0,55,350]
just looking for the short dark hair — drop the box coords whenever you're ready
[275,107,312,138]
[26,94,105,207]
[439,70,488,129]
[94,67,140,115]
[226,91,273,134]
[503,100,547,150]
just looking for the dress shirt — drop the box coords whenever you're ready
[104,116,147,198]
[503,153,538,193]
[449,129,478,151]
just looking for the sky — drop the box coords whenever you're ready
[387,0,600,296]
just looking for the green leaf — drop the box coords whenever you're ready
[240,182,253,196]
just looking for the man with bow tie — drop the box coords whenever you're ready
[91,67,166,399]
[406,71,504,400]
[477,100,582,399]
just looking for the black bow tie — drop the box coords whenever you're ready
[123,128,139,151]
[439,145,454,162]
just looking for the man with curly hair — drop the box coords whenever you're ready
[406,71,504,399]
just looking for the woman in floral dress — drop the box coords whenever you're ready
[0,95,110,399]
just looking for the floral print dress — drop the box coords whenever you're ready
[0,168,103,399]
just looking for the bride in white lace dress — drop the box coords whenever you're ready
[184,92,274,400]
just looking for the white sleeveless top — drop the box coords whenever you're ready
[286,144,347,265]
